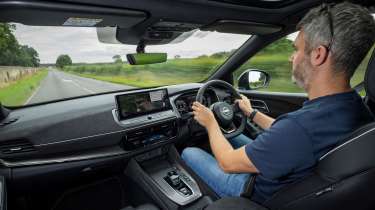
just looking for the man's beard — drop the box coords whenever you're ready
[292,57,312,91]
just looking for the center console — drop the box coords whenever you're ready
[125,146,212,210]
[121,120,177,150]
[113,88,178,151]
[147,163,202,206]
[114,89,212,209]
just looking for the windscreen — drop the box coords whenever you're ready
[0,23,250,107]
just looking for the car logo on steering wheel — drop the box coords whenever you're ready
[221,106,231,116]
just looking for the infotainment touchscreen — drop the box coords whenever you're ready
[116,89,170,120]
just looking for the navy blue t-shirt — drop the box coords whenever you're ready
[245,90,374,203]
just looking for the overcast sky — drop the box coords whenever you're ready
[14,24,250,64]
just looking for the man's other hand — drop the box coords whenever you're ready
[235,94,253,117]
[192,101,218,129]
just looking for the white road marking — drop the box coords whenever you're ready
[58,71,96,94]
[24,71,50,105]
[24,84,42,105]
[62,79,74,82]
[82,87,96,94]
[70,79,96,94]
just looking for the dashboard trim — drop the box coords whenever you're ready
[1,135,178,168]
[35,129,127,147]
[33,110,177,147]
[0,146,127,168]
[112,109,177,128]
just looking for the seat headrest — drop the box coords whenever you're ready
[364,48,375,101]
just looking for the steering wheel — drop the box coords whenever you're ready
[196,80,246,139]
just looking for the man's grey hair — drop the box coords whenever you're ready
[297,2,375,78]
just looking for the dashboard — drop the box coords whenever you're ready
[0,83,276,198]
[0,83,236,167]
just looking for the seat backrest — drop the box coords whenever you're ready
[263,46,375,210]
[264,123,375,210]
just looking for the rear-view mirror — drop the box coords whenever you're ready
[126,53,167,65]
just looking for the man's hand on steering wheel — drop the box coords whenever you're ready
[235,94,253,117]
[192,101,218,129]
[195,80,247,138]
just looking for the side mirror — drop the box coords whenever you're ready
[237,69,270,90]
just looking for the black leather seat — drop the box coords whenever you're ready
[207,48,375,210]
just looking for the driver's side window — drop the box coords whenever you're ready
[234,32,301,93]
[233,32,373,95]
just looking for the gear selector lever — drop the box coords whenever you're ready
[164,170,192,196]
[167,171,181,187]
[150,165,202,205]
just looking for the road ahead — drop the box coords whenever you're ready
[26,69,134,104]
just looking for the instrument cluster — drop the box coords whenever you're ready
[174,89,219,115]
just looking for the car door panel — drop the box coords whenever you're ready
[239,90,307,118]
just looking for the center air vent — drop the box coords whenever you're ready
[0,139,35,155]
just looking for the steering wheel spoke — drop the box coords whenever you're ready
[220,122,237,134]
[232,103,242,114]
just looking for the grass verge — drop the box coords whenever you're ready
[0,69,48,106]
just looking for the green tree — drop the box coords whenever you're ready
[0,23,18,65]
[259,38,294,55]
[17,45,40,67]
[0,23,40,67]
[210,51,230,59]
[56,54,72,69]
[209,49,236,59]
[112,55,122,63]
[197,55,208,59]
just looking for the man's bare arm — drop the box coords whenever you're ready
[206,122,259,173]
[252,111,275,130]
[192,101,259,173]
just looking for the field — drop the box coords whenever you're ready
[63,52,369,94]
[63,57,224,87]
[0,69,48,106]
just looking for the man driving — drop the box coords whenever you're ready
[181,2,375,204]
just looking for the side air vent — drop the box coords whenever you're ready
[0,117,19,127]
[0,139,35,155]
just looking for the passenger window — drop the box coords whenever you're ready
[233,32,302,93]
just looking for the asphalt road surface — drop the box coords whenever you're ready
[26,69,134,105]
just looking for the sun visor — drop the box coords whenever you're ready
[105,21,202,45]
[201,20,283,35]
[0,1,146,28]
